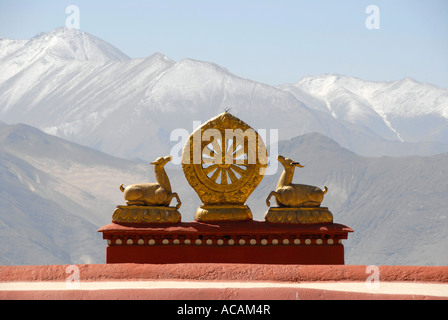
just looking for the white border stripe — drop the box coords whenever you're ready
[0,281,447,297]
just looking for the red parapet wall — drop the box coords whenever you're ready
[98,221,353,265]
[1,264,447,300]
[1,264,447,283]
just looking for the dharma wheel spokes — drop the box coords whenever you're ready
[202,137,249,185]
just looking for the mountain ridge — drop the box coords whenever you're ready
[1,28,448,160]
[0,27,130,63]
[286,74,448,145]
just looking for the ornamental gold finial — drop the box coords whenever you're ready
[182,112,267,222]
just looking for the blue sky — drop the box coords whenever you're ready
[1,0,447,88]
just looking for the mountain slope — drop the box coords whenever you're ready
[0,148,103,265]
[0,122,158,265]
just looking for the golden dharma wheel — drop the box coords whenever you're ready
[182,112,268,221]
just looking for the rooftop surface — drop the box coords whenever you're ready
[0,264,447,300]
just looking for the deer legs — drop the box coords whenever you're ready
[266,191,279,207]
[167,192,182,209]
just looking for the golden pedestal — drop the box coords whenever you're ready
[112,205,181,224]
[195,204,253,222]
[265,207,333,224]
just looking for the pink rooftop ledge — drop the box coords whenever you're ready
[0,264,447,300]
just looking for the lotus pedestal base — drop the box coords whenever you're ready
[112,205,181,224]
[265,207,333,224]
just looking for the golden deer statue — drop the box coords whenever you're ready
[266,155,327,208]
[120,155,181,209]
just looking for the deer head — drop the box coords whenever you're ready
[151,155,172,167]
[277,155,304,169]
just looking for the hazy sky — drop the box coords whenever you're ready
[1,0,447,88]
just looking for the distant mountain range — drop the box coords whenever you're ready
[1,28,447,266]
[0,123,446,266]
[1,27,447,162]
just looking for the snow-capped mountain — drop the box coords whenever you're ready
[1,28,447,161]
[1,28,447,266]
[0,27,129,64]
[282,74,448,145]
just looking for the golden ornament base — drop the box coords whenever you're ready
[265,207,333,224]
[112,205,181,224]
[195,204,253,222]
